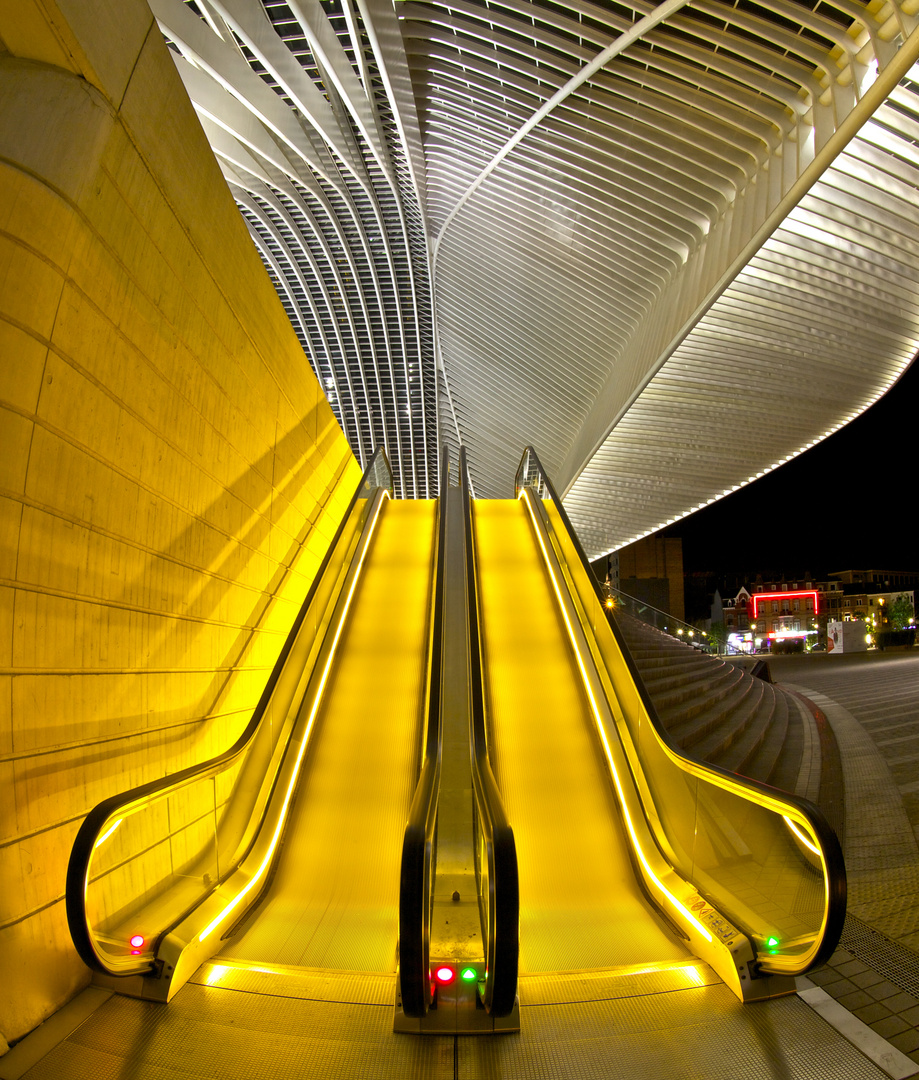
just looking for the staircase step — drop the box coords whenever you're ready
[653,664,747,728]
[680,677,767,759]
[612,609,804,791]
[714,686,784,775]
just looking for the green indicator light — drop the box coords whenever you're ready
[461,967,477,982]
[766,937,779,949]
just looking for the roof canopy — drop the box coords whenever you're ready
[156,0,919,556]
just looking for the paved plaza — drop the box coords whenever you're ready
[770,651,919,1067]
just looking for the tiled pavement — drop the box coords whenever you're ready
[770,651,919,1071]
[807,948,919,1059]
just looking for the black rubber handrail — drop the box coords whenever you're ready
[514,445,847,975]
[461,448,519,1017]
[67,448,393,976]
[397,452,449,1017]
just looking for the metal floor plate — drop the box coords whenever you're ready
[18,983,454,1080]
[519,959,722,1005]
[840,915,919,999]
[189,961,395,1004]
[17,969,892,1080]
[465,982,892,1079]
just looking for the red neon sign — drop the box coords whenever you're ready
[751,591,819,618]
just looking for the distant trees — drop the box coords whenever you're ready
[889,593,915,631]
[708,621,728,652]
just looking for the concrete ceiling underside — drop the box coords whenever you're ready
[155,0,919,556]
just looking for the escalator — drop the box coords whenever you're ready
[66,450,441,1000]
[469,447,846,1002]
[217,497,436,972]
[65,444,845,1026]
[474,497,689,975]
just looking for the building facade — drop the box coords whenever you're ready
[715,574,916,650]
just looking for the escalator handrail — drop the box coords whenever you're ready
[397,453,448,1017]
[514,445,846,975]
[66,448,394,976]
[461,448,519,1017]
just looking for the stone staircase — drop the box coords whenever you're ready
[615,611,805,793]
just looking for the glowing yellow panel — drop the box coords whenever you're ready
[473,499,689,975]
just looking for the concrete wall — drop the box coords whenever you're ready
[0,1,359,1043]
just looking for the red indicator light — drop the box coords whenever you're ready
[434,965,455,985]
[130,934,145,949]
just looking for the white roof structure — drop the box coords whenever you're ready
[154,0,919,557]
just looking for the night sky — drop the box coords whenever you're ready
[655,354,919,581]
